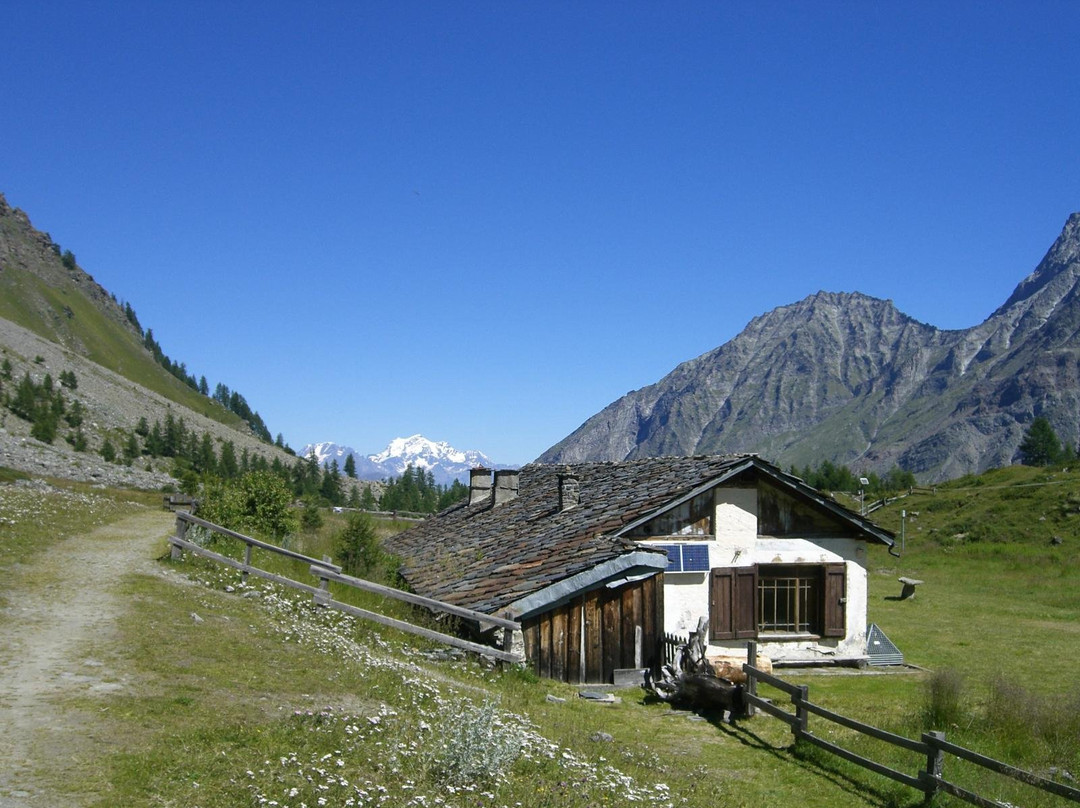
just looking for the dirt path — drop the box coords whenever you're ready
[0,509,173,807]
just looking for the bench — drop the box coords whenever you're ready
[898,576,924,599]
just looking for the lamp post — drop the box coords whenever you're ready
[859,477,869,516]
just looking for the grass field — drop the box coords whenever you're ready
[2,464,1078,807]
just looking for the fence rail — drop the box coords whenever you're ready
[169,511,524,664]
[741,646,1080,806]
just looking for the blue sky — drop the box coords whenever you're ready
[3,2,1078,464]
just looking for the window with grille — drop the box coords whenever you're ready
[711,562,846,640]
[758,566,820,633]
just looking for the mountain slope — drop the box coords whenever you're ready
[0,193,241,426]
[540,214,1080,481]
[0,192,304,485]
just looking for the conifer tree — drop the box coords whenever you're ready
[220,440,239,479]
[1019,416,1062,466]
[123,433,140,464]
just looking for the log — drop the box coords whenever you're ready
[643,616,746,721]
[646,667,746,720]
[706,654,773,684]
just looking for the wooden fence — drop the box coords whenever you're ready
[662,632,689,667]
[741,643,1080,806]
[168,511,524,664]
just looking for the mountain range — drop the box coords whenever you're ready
[300,435,506,486]
[4,188,1079,487]
[540,213,1080,482]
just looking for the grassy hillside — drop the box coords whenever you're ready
[0,195,248,429]
[3,466,1077,807]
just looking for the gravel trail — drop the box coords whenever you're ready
[0,509,174,807]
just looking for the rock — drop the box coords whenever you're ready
[545,694,566,703]
[589,731,614,743]
[190,612,204,623]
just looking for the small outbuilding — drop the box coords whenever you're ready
[385,455,895,684]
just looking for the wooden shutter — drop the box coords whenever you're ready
[734,566,758,639]
[710,567,735,639]
[823,562,846,637]
[710,565,758,640]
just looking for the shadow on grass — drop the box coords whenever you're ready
[704,715,925,808]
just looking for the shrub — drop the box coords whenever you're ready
[333,512,381,576]
[300,499,323,532]
[431,700,525,785]
[199,471,298,541]
[919,668,966,730]
[31,410,57,444]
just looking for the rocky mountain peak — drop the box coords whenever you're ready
[993,212,1080,317]
[540,214,1080,481]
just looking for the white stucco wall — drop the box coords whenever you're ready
[642,486,872,663]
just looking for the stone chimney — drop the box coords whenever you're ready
[468,467,492,506]
[558,472,580,511]
[492,469,520,506]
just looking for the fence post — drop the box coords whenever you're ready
[793,684,810,740]
[314,559,332,607]
[241,541,253,583]
[171,515,187,560]
[920,730,945,804]
[746,640,758,717]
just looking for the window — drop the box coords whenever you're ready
[758,565,820,633]
[711,562,845,640]
[624,491,713,538]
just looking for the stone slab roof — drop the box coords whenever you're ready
[383,454,894,617]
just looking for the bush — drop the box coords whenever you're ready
[431,701,525,785]
[199,471,298,541]
[333,512,381,576]
[300,499,324,532]
[919,668,966,730]
[30,411,57,443]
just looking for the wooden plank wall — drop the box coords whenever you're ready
[521,573,663,684]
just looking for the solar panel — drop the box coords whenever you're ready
[681,544,710,571]
[656,544,681,571]
[654,543,709,573]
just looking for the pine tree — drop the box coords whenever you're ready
[123,433,140,464]
[197,433,217,475]
[1018,417,1062,466]
[343,454,357,479]
[219,440,239,479]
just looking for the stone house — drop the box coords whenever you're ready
[384,455,895,684]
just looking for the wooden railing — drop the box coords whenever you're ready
[741,643,1080,806]
[168,511,524,664]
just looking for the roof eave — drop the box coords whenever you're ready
[506,549,667,621]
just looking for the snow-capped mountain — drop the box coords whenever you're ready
[300,435,511,486]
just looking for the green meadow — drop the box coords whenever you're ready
[1,464,1077,807]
